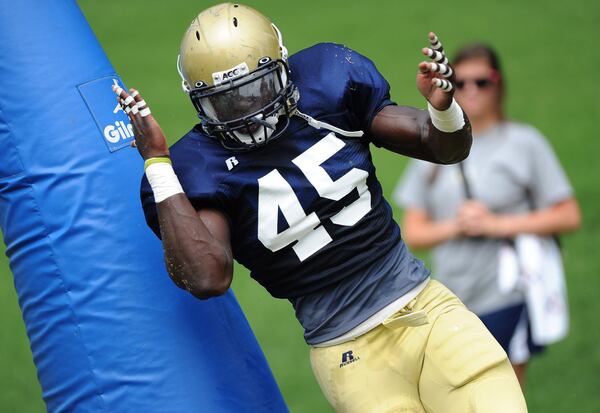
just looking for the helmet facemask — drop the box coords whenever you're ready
[188,58,298,151]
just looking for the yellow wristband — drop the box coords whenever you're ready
[144,156,171,172]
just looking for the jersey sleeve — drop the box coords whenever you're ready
[140,175,162,238]
[393,160,431,210]
[139,136,233,240]
[140,171,232,240]
[525,127,574,208]
[345,48,396,131]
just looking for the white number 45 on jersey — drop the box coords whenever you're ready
[258,133,372,261]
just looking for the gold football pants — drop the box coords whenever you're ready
[310,280,527,413]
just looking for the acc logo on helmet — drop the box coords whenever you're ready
[78,76,135,153]
[212,62,250,86]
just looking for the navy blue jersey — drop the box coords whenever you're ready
[141,43,430,344]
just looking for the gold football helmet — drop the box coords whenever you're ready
[177,3,298,150]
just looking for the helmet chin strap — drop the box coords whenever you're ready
[232,110,365,146]
[293,110,364,138]
[271,25,363,139]
[280,68,363,138]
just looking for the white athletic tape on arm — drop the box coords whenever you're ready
[140,108,151,117]
[131,105,139,115]
[131,90,139,98]
[145,162,184,203]
[114,86,123,95]
[137,100,147,108]
[123,96,135,105]
[427,99,465,133]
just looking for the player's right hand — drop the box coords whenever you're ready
[112,85,169,160]
[416,32,455,111]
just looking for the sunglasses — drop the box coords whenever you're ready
[455,78,494,90]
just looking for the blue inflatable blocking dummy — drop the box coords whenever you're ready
[0,1,288,411]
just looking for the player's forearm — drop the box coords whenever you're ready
[157,195,233,299]
[490,198,581,238]
[370,105,472,164]
[422,111,472,164]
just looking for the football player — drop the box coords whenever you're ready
[114,3,527,412]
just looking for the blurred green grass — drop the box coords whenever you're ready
[1,0,599,411]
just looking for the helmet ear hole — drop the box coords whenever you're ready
[233,17,238,27]
[195,31,200,41]
[195,81,205,88]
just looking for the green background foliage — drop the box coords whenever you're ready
[1,1,599,411]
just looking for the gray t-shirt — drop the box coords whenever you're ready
[394,121,573,315]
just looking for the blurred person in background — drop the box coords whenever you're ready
[394,43,581,387]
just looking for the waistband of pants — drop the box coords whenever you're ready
[313,278,430,348]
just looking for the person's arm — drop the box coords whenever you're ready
[404,198,581,248]
[457,198,581,238]
[458,128,581,238]
[369,33,471,164]
[114,85,233,299]
[402,208,460,250]
[497,198,581,236]
[370,105,470,164]
[158,198,233,298]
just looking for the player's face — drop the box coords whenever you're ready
[453,58,501,121]
[200,68,281,122]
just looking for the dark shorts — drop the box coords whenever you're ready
[479,303,544,364]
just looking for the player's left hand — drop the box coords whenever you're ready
[112,85,169,160]
[416,32,455,111]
